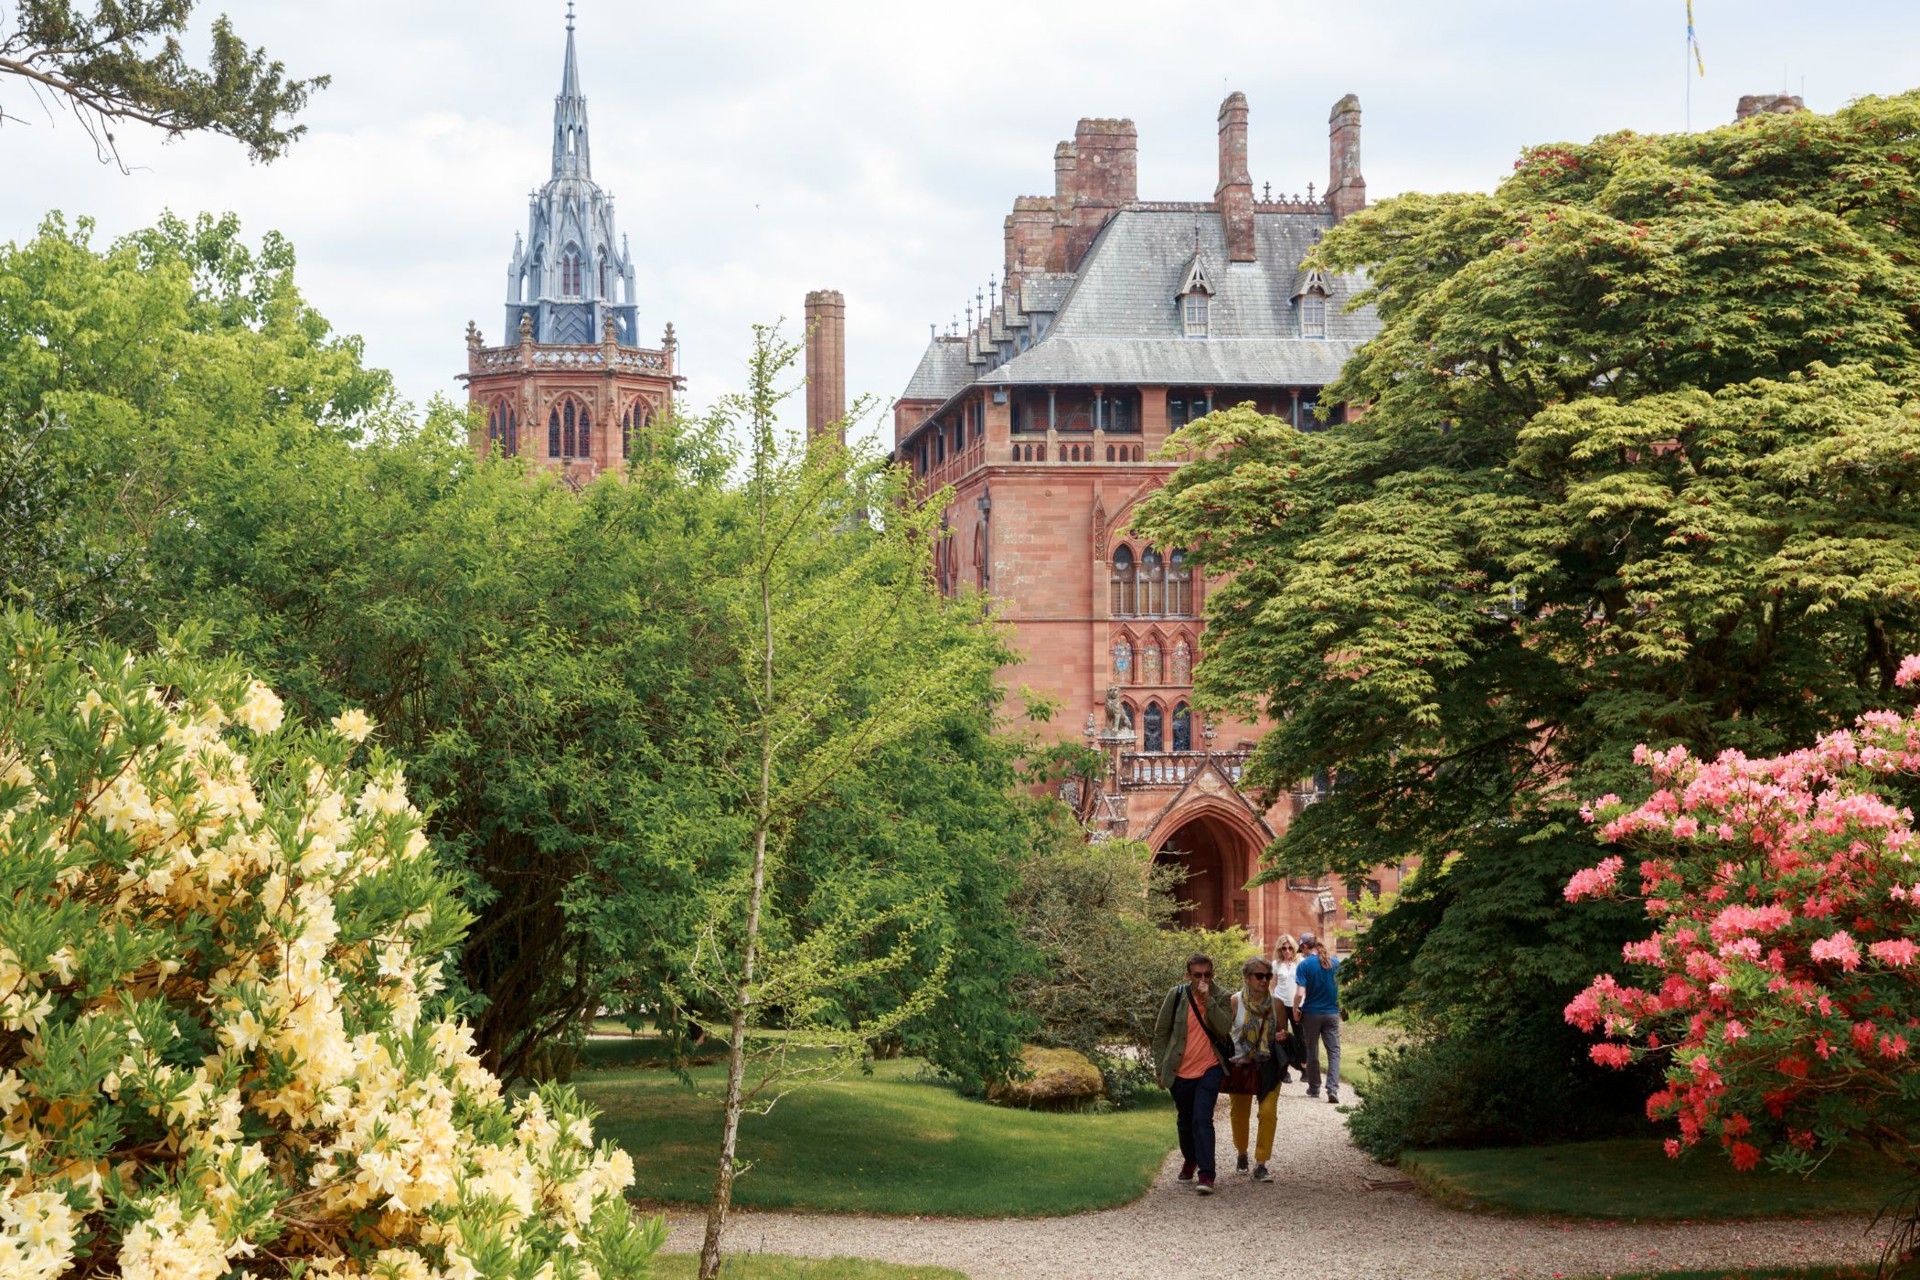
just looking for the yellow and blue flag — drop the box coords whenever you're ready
[1687,0,1706,76]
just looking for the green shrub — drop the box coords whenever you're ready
[1347,1011,1658,1164]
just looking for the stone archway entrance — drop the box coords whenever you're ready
[1152,810,1259,931]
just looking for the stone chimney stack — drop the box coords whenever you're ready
[1004,197,1054,296]
[1735,92,1806,121]
[1327,94,1367,224]
[804,289,846,446]
[1217,91,1255,262]
[1061,118,1138,272]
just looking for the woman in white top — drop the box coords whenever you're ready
[1270,933,1302,1083]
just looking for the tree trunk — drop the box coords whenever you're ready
[698,558,776,1280]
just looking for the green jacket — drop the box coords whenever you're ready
[1151,982,1234,1090]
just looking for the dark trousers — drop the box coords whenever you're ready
[1170,1064,1224,1178]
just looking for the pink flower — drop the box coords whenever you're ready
[1590,1043,1634,1069]
[1566,856,1626,901]
[1896,654,1920,688]
[1663,1138,1682,1158]
[1870,938,1920,967]
[1810,931,1862,970]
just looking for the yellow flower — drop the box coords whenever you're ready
[330,708,374,744]
[233,682,284,736]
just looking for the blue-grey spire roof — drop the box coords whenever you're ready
[552,3,591,180]
[503,6,640,346]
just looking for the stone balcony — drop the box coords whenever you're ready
[465,340,674,378]
[1120,749,1250,789]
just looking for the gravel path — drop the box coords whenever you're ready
[659,1085,1885,1279]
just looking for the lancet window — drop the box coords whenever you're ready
[1111,637,1133,684]
[620,399,651,461]
[1141,640,1162,686]
[548,397,593,459]
[1172,702,1192,752]
[487,401,518,457]
[561,246,583,298]
[1143,702,1164,753]
[1110,546,1136,616]
[1171,638,1192,685]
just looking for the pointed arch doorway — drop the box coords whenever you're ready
[1152,808,1261,931]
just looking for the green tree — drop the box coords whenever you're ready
[2,1,325,164]
[1134,94,1920,1135]
[688,328,1016,1279]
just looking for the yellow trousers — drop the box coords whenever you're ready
[1229,1086,1278,1163]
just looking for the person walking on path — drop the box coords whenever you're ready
[1293,934,1344,1104]
[1270,934,1302,1083]
[1152,952,1234,1195]
[1227,956,1285,1182]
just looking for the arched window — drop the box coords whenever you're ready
[1111,637,1133,683]
[1172,702,1192,752]
[1111,546,1136,616]
[561,246,583,297]
[1167,549,1192,615]
[1139,548,1164,615]
[548,397,592,459]
[1171,638,1192,685]
[1143,702,1164,753]
[1141,640,1162,685]
[621,400,650,460]
[598,250,610,299]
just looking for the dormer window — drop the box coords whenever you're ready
[1175,249,1215,341]
[1292,265,1334,340]
[1183,294,1209,337]
[1302,292,1327,339]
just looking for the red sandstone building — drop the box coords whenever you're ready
[894,92,1402,950]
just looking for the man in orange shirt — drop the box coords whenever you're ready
[1151,953,1235,1194]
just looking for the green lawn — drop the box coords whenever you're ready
[578,1053,1173,1217]
[1404,1138,1902,1221]
[651,1255,966,1280]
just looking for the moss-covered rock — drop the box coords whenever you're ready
[988,1045,1106,1110]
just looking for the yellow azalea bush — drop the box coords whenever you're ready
[0,615,661,1279]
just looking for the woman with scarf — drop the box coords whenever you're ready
[1228,954,1285,1182]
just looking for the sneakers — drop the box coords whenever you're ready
[1327,1091,1340,1105]
[1177,1160,1196,1182]
[1235,1153,1249,1173]
[1253,1163,1273,1182]
[1305,1088,1320,1098]
[1196,1173,1216,1196]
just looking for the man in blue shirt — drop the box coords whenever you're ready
[1292,933,1343,1104]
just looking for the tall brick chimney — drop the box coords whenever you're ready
[1327,94,1367,224]
[1216,91,1255,262]
[804,289,846,446]
[1062,118,1138,271]
[1004,196,1054,295]
[1735,92,1805,121]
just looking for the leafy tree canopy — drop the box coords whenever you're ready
[1,1,325,164]
[1134,93,1920,1031]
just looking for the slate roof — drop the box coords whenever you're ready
[902,206,1380,402]
[901,337,975,401]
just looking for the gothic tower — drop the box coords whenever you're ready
[460,7,680,481]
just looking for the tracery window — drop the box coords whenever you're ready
[1110,546,1136,616]
[1143,702,1164,753]
[1167,549,1193,615]
[1171,638,1192,685]
[487,401,518,456]
[621,400,650,461]
[1138,548,1164,616]
[1111,637,1133,683]
[1172,702,1192,752]
[1141,641,1162,686]
[561,246,583,298]
[548,397,593,459]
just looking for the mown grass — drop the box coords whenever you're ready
[578,1051,1173,1218]
[1403,1137,1904,1221]
[650,1254,967,1280]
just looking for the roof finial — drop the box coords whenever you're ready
[1307,180,1316,203]
[1263,181,1272,202]
[566,0,576,31]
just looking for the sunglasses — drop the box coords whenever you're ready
[1278,946,1296,953]
[1189,970,1214,980]
[1248,972,1274,981]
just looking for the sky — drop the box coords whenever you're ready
[6,1,1920,450]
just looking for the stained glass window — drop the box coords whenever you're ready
[1111,638,1132,683]
[1172,703,1192,752]
[1171,639,1192,685]
[1142,643,1162,685]
[1143,703,1164,753]
[549,406,561,457]
[563,400,576,457]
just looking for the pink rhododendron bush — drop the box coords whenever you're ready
[1566,653,1920,1183]
[0,616,660,1279]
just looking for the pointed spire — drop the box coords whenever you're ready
[552,3,591,180]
